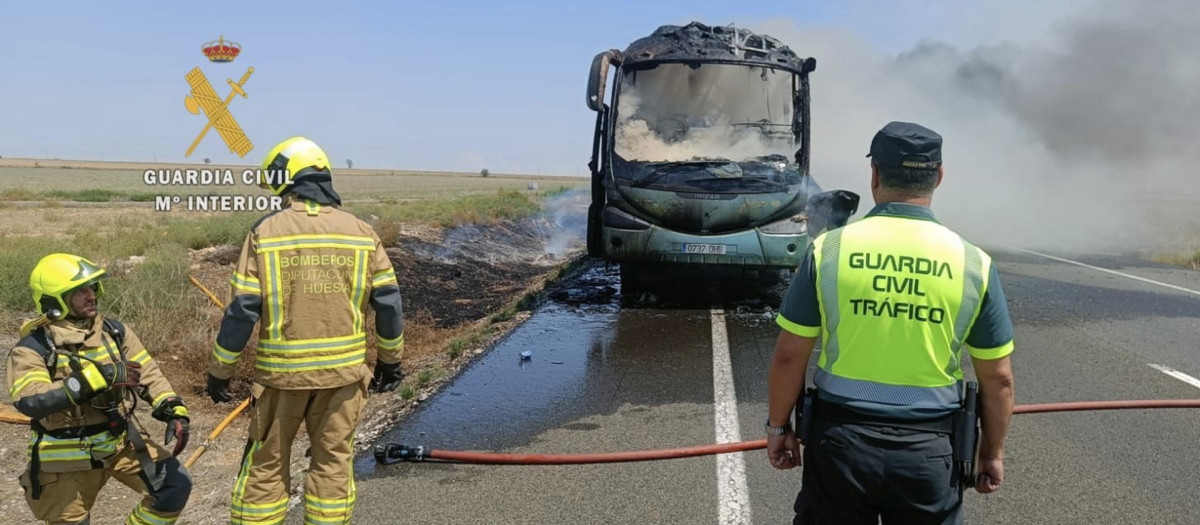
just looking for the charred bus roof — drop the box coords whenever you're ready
[620,22,815,75]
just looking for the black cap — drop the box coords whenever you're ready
[866,121,942,170]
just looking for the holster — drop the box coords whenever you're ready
[952,381,980,489]
[794,388,816,444]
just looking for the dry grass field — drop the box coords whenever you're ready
[0,156,586,390]
[0,157,584,201]
[0,157,588,523]
[0,157,585,328]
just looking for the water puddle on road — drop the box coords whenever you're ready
[357,263,627,475]
[356,261,784,476]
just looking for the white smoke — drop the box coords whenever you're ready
[754,1,1200,253]
[540,189,588,259]
[613,63,797,162]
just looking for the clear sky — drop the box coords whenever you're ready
[0,0,1086,175]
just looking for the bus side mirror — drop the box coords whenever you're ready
[587,50,621,112]
[805,190,860,236]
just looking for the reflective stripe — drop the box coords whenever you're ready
[969,340,1014,360]
[266,253,283,340]
[34,449,95,462]
[213,342,241,364]
[303,436,357,524]
[54,341,119,365]
[946,241,985,377]
[32,430,124,463]
[255,349,366,373]
[258,333,366,354]
[231,498,289,516]
[775,315,820,338]
[79,362,109,391]
[814,368,962,407]
[371,269,396,287]
[350,250,367,334]
[46,337,124,371]
[126,502,176,525]
[305,494,355,511]
[231,442,291,525]
[232,441,258,501]
[378,333,404,351]
[128,349,151,366]
[816,229,844,365]
[231,273,261,293]
[257,234,375,252]
[152,391,178,408]
[10,370,51,397]
[259,233,374,244]
[231,517,285,525]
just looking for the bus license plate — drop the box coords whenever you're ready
[683,243,727,254]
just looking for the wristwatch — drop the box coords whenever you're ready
[765,419,793,436]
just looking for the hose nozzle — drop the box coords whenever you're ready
[375,443,429,465]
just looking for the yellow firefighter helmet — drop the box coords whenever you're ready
[29,253,107,315]
[260,136,331,195]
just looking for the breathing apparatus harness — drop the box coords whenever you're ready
[20,315,162,500]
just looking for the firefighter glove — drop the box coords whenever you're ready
[371,361,403,393]
[206,373,234,403]
[105,360,142,388]
[153,396,190,456]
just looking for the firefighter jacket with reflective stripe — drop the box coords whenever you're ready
[5,317,180,473]
[803,204,1011,418]
[211,199,405,390]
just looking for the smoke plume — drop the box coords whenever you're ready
[540,189,588,259]
[756,0,1200,252]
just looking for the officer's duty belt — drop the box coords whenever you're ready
[813,398,954,434]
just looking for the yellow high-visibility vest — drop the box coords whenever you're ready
[810,212,992,412]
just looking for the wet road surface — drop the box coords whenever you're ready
[297,249,1200,524]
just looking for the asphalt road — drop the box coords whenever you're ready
[322,249,1200,525]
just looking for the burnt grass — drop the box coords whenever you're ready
[388,219,578,328]
[198,218,576,330]
[386,246,544,328]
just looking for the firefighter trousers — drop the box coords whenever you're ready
[230,376,369,525]
[18,441,192,525]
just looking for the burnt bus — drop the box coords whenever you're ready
[585,22,856,282]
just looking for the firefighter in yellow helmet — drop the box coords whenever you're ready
[207,137,405,524]
[6,253,192,525]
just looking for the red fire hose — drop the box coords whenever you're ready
[374,399,1200,465]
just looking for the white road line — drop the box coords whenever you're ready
[1148,363,1200,390]
[1009,247,1200,297]
[711,308,752,525]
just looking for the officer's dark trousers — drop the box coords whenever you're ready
[794,419,963,525]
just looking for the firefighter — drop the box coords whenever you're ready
[7,253,192,525]
[206,136,405,525]
[766,122,1016,524]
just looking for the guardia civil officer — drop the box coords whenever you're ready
[765,122,1016,524]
